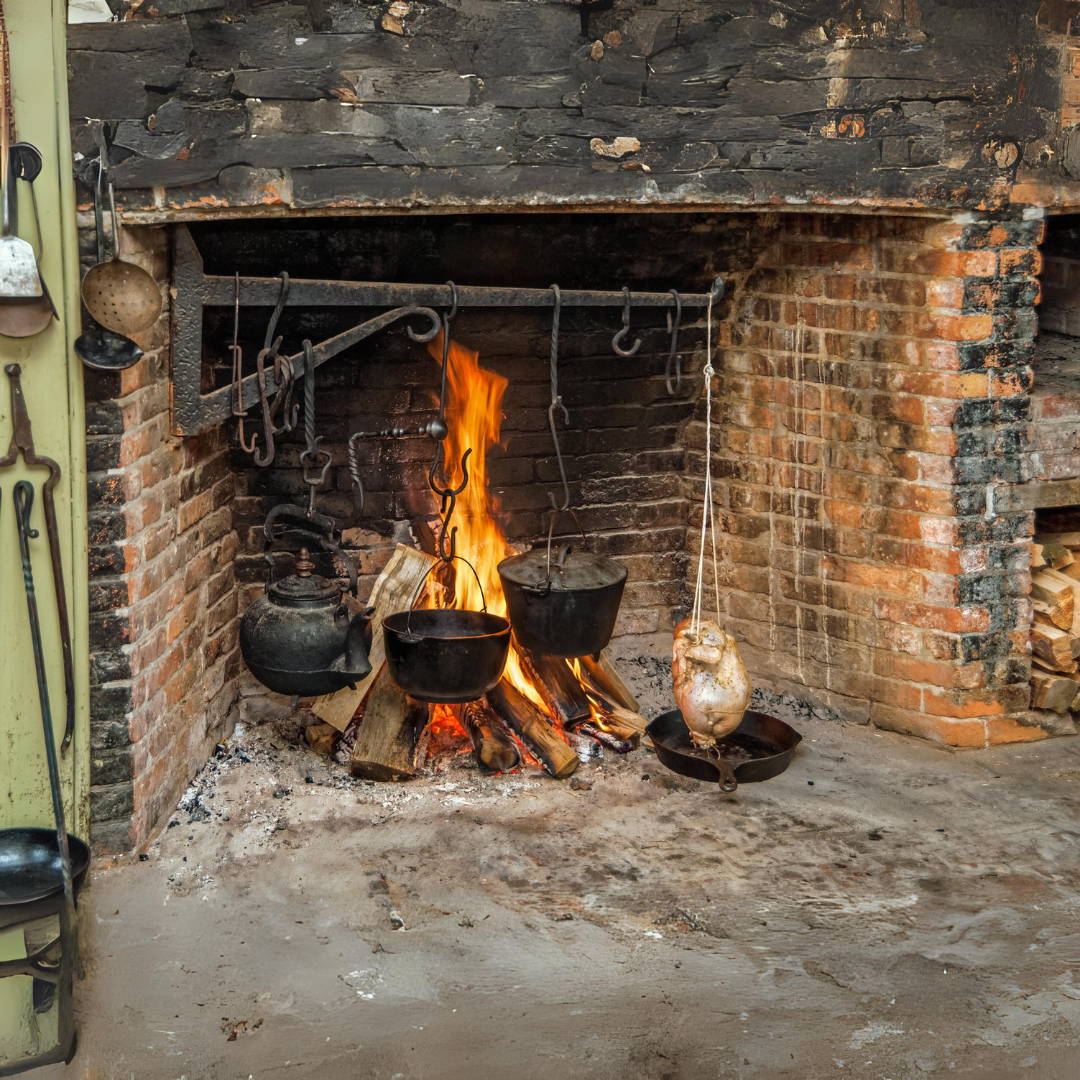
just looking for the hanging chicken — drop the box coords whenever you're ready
[672,616,752,748]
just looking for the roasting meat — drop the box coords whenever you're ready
[672,616,751,747]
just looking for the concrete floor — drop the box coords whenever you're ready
[28,667,1080,1080]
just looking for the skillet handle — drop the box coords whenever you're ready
[712,758,738,792]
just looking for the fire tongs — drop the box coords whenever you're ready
[0,364,74,753]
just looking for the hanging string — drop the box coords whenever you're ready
[690,293,720,642]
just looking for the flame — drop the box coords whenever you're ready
[426,331,546,708]
[568,657,614,729]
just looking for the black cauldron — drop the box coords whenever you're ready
[498,544,626,658]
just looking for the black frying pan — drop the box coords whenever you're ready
[0,828,90,907]
[646,709,802,791]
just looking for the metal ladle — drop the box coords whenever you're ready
[80,182,161,337]
[75,163,142,371]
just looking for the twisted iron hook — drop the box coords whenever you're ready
[665,289,683,396]
[299,339,332,516]
[253,346,277,467]
[612,286,641,357]
[546,284,571,513]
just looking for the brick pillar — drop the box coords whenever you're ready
[689,211,1048,748]
[85,225,242,855]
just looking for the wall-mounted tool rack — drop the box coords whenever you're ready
[171,225,725,437]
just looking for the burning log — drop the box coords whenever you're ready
[487,679,579,779]
[573,721,635,754]
[521,651,592,726]
[313,544,437,731]
[579,652,639,712]
[350,664,429,781]
[460,698,520,773]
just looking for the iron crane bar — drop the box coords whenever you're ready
[200,275,725,311]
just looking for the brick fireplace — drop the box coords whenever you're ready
[80,204,1053,856]
[68,0,1080,855]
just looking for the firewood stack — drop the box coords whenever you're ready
[1029,533,1080,714]
[301,542,650,780]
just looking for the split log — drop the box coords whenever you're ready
[1047,543,1075,570]
[350,664,429,781]
[1031,570,1075,630]
[313,544,436,731]
[461,698,521,773]
[579,653,639,712]
[304,721,339,755]
[1031,623,1077,671]
[488,680,579,779]
[521,651,592,727]
[1031,672,1080,714]
[1032,654,1079,675]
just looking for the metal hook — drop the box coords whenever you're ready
[428,446,472,562]
[665,289,683,396]
[299,339,332,516]
[230,272,258,454]
[546,284,571,513]
[612,286,641,358]
[253,346,277,467]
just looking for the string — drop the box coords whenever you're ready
[690,294,717,640]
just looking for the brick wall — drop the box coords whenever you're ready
[688,211,1048,747]
[84,224,242,856]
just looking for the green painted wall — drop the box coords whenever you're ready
[0,0,88,1063]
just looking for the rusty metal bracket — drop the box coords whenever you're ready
[170,225,725,437]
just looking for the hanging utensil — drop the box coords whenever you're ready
[239,505,371,704]
[0,28,40,303]
[80,182,162,337]
[76,159,142,370]
[0,364,77,753]
[498,285,627,658]
[383,286,511,702]
[11,480,78,1061]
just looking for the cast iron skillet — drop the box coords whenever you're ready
[0,828,91,906]
[646,709,802,792]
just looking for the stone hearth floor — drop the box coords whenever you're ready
[39,662,1080,1079]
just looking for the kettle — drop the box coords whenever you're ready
[240,536,371,704]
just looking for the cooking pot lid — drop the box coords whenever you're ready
[498,548,627,591]
[267,572,340,604]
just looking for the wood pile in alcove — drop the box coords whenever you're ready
[1029,534,1080,713]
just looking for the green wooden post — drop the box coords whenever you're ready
[0,0,88,1063]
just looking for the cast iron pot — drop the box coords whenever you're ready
[383,608,511,703]
[498,544,627,658]
[240,545,371,700]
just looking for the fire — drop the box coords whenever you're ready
[426,331,546,708]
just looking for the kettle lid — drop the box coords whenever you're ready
[266,547,341,606]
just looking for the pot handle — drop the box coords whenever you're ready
[540,505,588,588]
[267,525,359,597]
[404,554,488,636]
